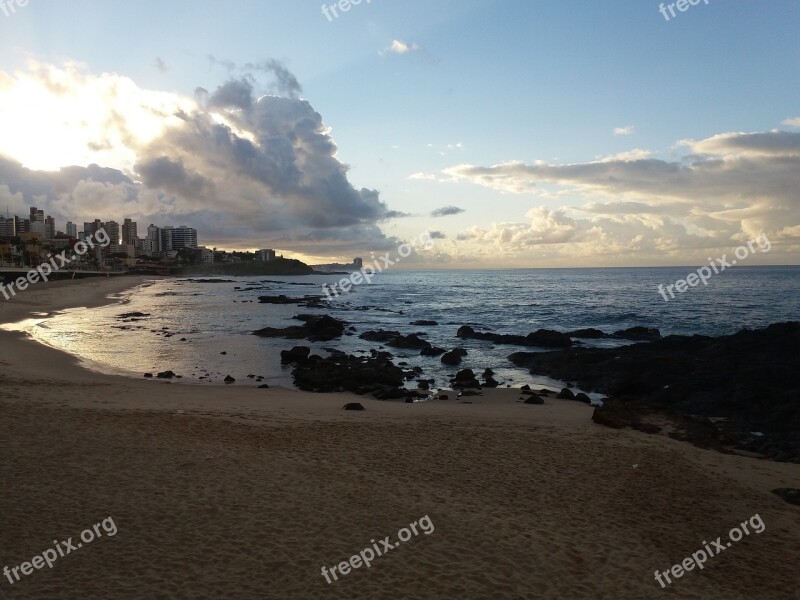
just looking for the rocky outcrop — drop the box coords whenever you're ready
[441,349,464,365]
[253,315,346,342]
[280,346,311,364]
[510,322,800,462]
[524,394,544,405]
[257,295,325,308]
[452,368,481,390]
[612,326,661,341]
[290,349,413,400]
[771,488,800,506]
[457,325,572,348]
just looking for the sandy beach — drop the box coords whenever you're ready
[0,277,798,599]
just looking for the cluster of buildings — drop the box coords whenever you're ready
[0,207,284,269]
[314,257,363,273]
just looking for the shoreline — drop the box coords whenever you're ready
[0,277,798,598]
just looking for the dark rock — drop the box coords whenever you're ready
[483,376,499,388]
[388,334,431,350]
[420,346,446,356]
[258,384,270,389]
[441,350,463,365]
[457,325,571,348]
[771,488,800,506]
[612,326,661,341]
[483,368,495,377]
[410,320,438,326]
[556,388,576,400]
[521,384,531,391]
[254,314,346,342]
[453,348,468,356]
[524,394,545,405]
[360,330,401,342]
[258,295,323,306]
[157,371,176,379]
[567,328,607,339]
[343,403,365,411]
[291,350,405,398]
[118,312,150,319]
[224,375,235,384]
[281,346,311,364]
[144,373,153,378]
[455,369,476,382]
[575,393,592,404]
[452,369,481,390]
[510,322,800,461]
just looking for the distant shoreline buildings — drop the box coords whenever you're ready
[313,257,363,273]
[0,206,358,271]
[0,207,234,269]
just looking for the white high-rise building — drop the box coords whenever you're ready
[163,225,197,250]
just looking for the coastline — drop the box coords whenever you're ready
[0,277,798,598]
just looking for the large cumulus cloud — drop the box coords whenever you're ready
[0,61,401,257]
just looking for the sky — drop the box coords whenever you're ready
[0,0,798,267]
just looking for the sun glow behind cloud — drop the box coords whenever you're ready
[0,61,194,172]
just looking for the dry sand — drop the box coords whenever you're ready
[0,277,798,599]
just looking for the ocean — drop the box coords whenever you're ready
[17,266,800,395]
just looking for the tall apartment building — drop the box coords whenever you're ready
[137,224,162,256]
[162,226,197,250]
[103,221,120,254]
[0,217,16,238]
[44,216,55,241]
[122,218,138,245]
[66,222,78,238]
[257,249,276,262]
[29,207,45,237]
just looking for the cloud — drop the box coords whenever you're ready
[408,172,437,181]
[782,117,800,127]
[244,59,303,99]
[427,230,447,239]
[0,61,401,255]
[681,130,800,157]
[382,40,421,55]
[431,205,465,217]
[154,57,169,73]
[432,128,800,264]
[614,126,634,136]
[598,149,654,162]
